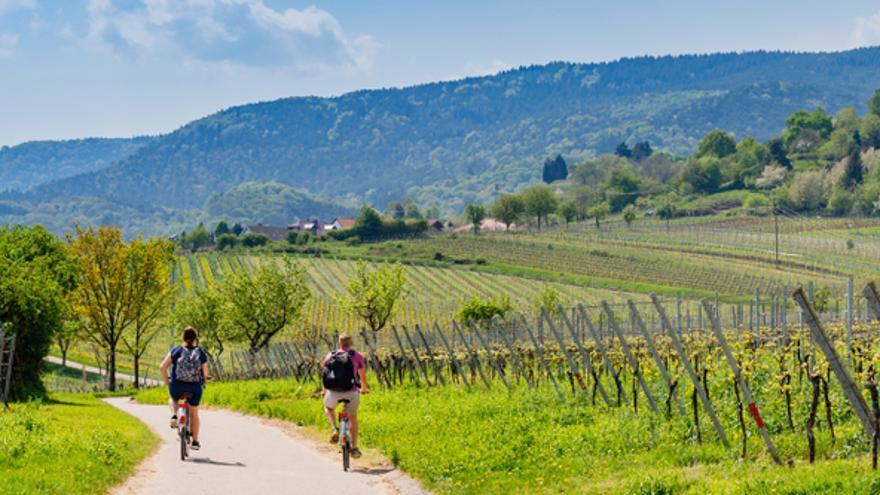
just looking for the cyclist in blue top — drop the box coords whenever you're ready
[160,326,209,451]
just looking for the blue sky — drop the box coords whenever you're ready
[1,0,879,146]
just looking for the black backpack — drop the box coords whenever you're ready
[322,350,358,392]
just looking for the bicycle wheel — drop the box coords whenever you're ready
[179,427,188,461]
[342,441,350,472]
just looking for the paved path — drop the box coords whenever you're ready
[106,398,423,495]
[45,356,161,387]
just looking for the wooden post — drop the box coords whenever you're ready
[390,326,419,385]
[602,302,659,413]
[434,322,470,389]
[628,301,686,417]
[414,325,446,386]
[565,306,618,406]
[518,315,563,400]
[493,320,532,389]
[401,325,431,385]
[469,321,511,392]
[863,281,880,321]
[793,288,875,439]
[701,299,781,464]
[452,321,491,390]
[359,330,389,388]
[542,308,607,404]
[650,294,730,447]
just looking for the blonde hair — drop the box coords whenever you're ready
[338,333,353,348]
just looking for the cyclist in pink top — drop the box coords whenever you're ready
[321,333,368,458]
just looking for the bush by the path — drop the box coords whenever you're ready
[138,379,880,494]
[0,394,157,494]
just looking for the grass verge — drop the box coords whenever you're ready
[0,393,157,495]
[137,379,880,495]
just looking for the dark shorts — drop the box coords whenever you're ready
[169,381,203,406]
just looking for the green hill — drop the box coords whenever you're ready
[6,48,880,234]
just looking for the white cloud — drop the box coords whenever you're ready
[80,0,379,71]
[852,11,880,46]
[0,0,35,15]
[0,33,18,59]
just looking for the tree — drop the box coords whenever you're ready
[789,170,828,211]
[231,223,244,236]
[696,130,737,158]
[214,221,230,238]
[464,204,487,233]
[631,141,653,161]
[184,223,212,252]
[386,201,405,219]
[860,114,880,149]
[681,157,722,194]
[172,288,229,358]
[456,295,511,328]
[522,185,559,230]
[623,204,637,226]
[221,259,311,352]
[542,155,568,183]
[558,199,578,226]
[492,194,525,231]
[403,198,422,219]
[120,238,174,387]
[870,89,880,117]
[216,233,238,250]
[424,205,441,219]
[339,262,408,334]
[827,187,854,215]
[784,108,832,144]
[67,226,170,391]
[0,225,75,398]
[55,319,80,367]
[241,232,269,247]
[615,142,632,158]
[604,168,641,212]
[354,206,383,237]
[587,202,609,229]
[657,194,678,232]
[767,137,792,169]
[842,145,863,189]
[534,287,560,316]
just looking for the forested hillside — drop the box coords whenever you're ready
[5,48,880,234]
[0,137,153,192]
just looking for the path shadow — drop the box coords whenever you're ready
[351,467,395,476]
[189,457,246,467]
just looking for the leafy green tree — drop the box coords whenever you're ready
[834,106,861,132]
[860,114,880,149]
[0,225,75,398]
[657,194,679,231]
[558,199,578,226]
[55,319,81,367]
[588,202,609,229]
[784,108,833,144]
[696,130,737,158]
[615,142,632,158]
[623,204,637,226]
[492,194,525,231]
[68,226,172,391]
[631,141,653,161]
[870,89,880,117]
[464,204,487,233]
[681,157,723,194]
[604,168,641,212]
[214,221,230,238]
[456,295,512,328]
[386,201,405,219]
[731,137,770,184]
[241,232,269,247]
[403,198,422,219]
[842,145,863,189]
[231,223,244,236]
[216,233,238,250]
[522,185,559,230]
[354,206,383,237]
[184,223,213,252]
[172,288,230,358]
[827,187,854,215]
[221,259,311,352]
[789,170,828,211]
[534,287,561,316]
[542,154,568,183]
[339,262,408,334]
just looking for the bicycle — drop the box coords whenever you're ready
[177,393,193,461]
[337,399,352,471]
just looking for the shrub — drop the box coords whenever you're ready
[216,233,238,250]
[241,233,270,247]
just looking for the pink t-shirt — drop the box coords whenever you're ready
[323,348,365,391]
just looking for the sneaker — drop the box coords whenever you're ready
[170,416,178,429]
[191,441,201,451]
[350,448,362,459]
[330,429,339,444]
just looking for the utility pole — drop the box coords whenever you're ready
[773,199,779,268]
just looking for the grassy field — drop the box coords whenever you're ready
[0,394,157,495]
[136,377,880,495]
